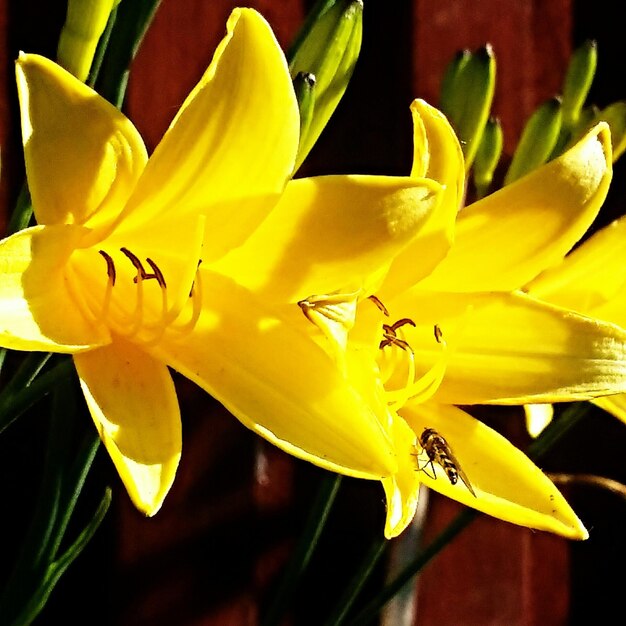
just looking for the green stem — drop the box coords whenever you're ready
[345,508,478,626]
[94,0,163,108]
[0,373,106,625]
[11,487,111,626]
[323,535,387,626]
[261,472,343,626]
[0,357,74,436]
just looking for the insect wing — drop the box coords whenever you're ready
[448,449,476,498]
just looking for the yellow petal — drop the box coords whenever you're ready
[381,415,422,538]
[418,123,612,292]
[381,100,464,298]
[150,270,397,479]
[402,402,587,539]
[213,175,443,302]
[524,403,555,438]
[121,8,299,261]
[593,394,626,427]
[0,225,110,352]
[527,213,626,325]
[74,340,181,516]
[388,289,626,404]
[16,53,147,229]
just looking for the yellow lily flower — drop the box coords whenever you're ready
[361,103,623,540]
[0,9,445,515]
[241,98,626,540]
[376,106,626,539]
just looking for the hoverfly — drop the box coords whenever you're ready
[418,427,476,497]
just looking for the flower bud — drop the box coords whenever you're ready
[57,0,120,82]
[505,97,562,185]
[562,39,597,129]
[473,116,503,198]
[439,45,496,170]
[289,0,363,171]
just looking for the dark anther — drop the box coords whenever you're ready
[98,250,116,286]
[120,247,147,281]
[189,259,203,297]
[380,317,416,351]
[146,258,166,288]
[120,247,167,287]
[434,324,443,343]
[389,318,416,332]
[369,295,389,317]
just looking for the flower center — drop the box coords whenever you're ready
[106,245,201,344]
[67,240,203,346]
[298,291,449,410]
[370,296,448,410]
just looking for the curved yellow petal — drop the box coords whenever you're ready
[151,270,397,479]
[0,225,110,352]
[418,123,612,292]
[593,394,626,426]
[16,53,147,228]
[213,175,443,302]
[381,415,421,538]
[388,289,626,404]
[528,214,626,323]
[381,100,463,298]
[402,402,587,539]
[121,8,299,261]
[74,340,181,516]
[524,403,554,438]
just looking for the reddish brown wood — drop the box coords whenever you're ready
[0,0,20,233]
[126,0,306,151]
[415,495,569,626]
[412,0,572,153]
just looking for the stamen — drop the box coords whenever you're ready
[380,317,416,350]
[369,294,389,316]
[98,250,116,286]
[146,258,167,288]
[120,247,147,281]
[171,266,203,334]
[83,216,205,344]
[381,321,449,409]
[189,260,202,297]
[434,324,443,343]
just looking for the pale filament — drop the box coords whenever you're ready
[169,267,203,334]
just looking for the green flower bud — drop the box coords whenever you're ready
[505,97,562,185]
[473,117,503,199]
[439,45,496,171]
[562,39,597,130]
[294,71,317,143]
[289,0,363,171]
[57,0,121,82]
